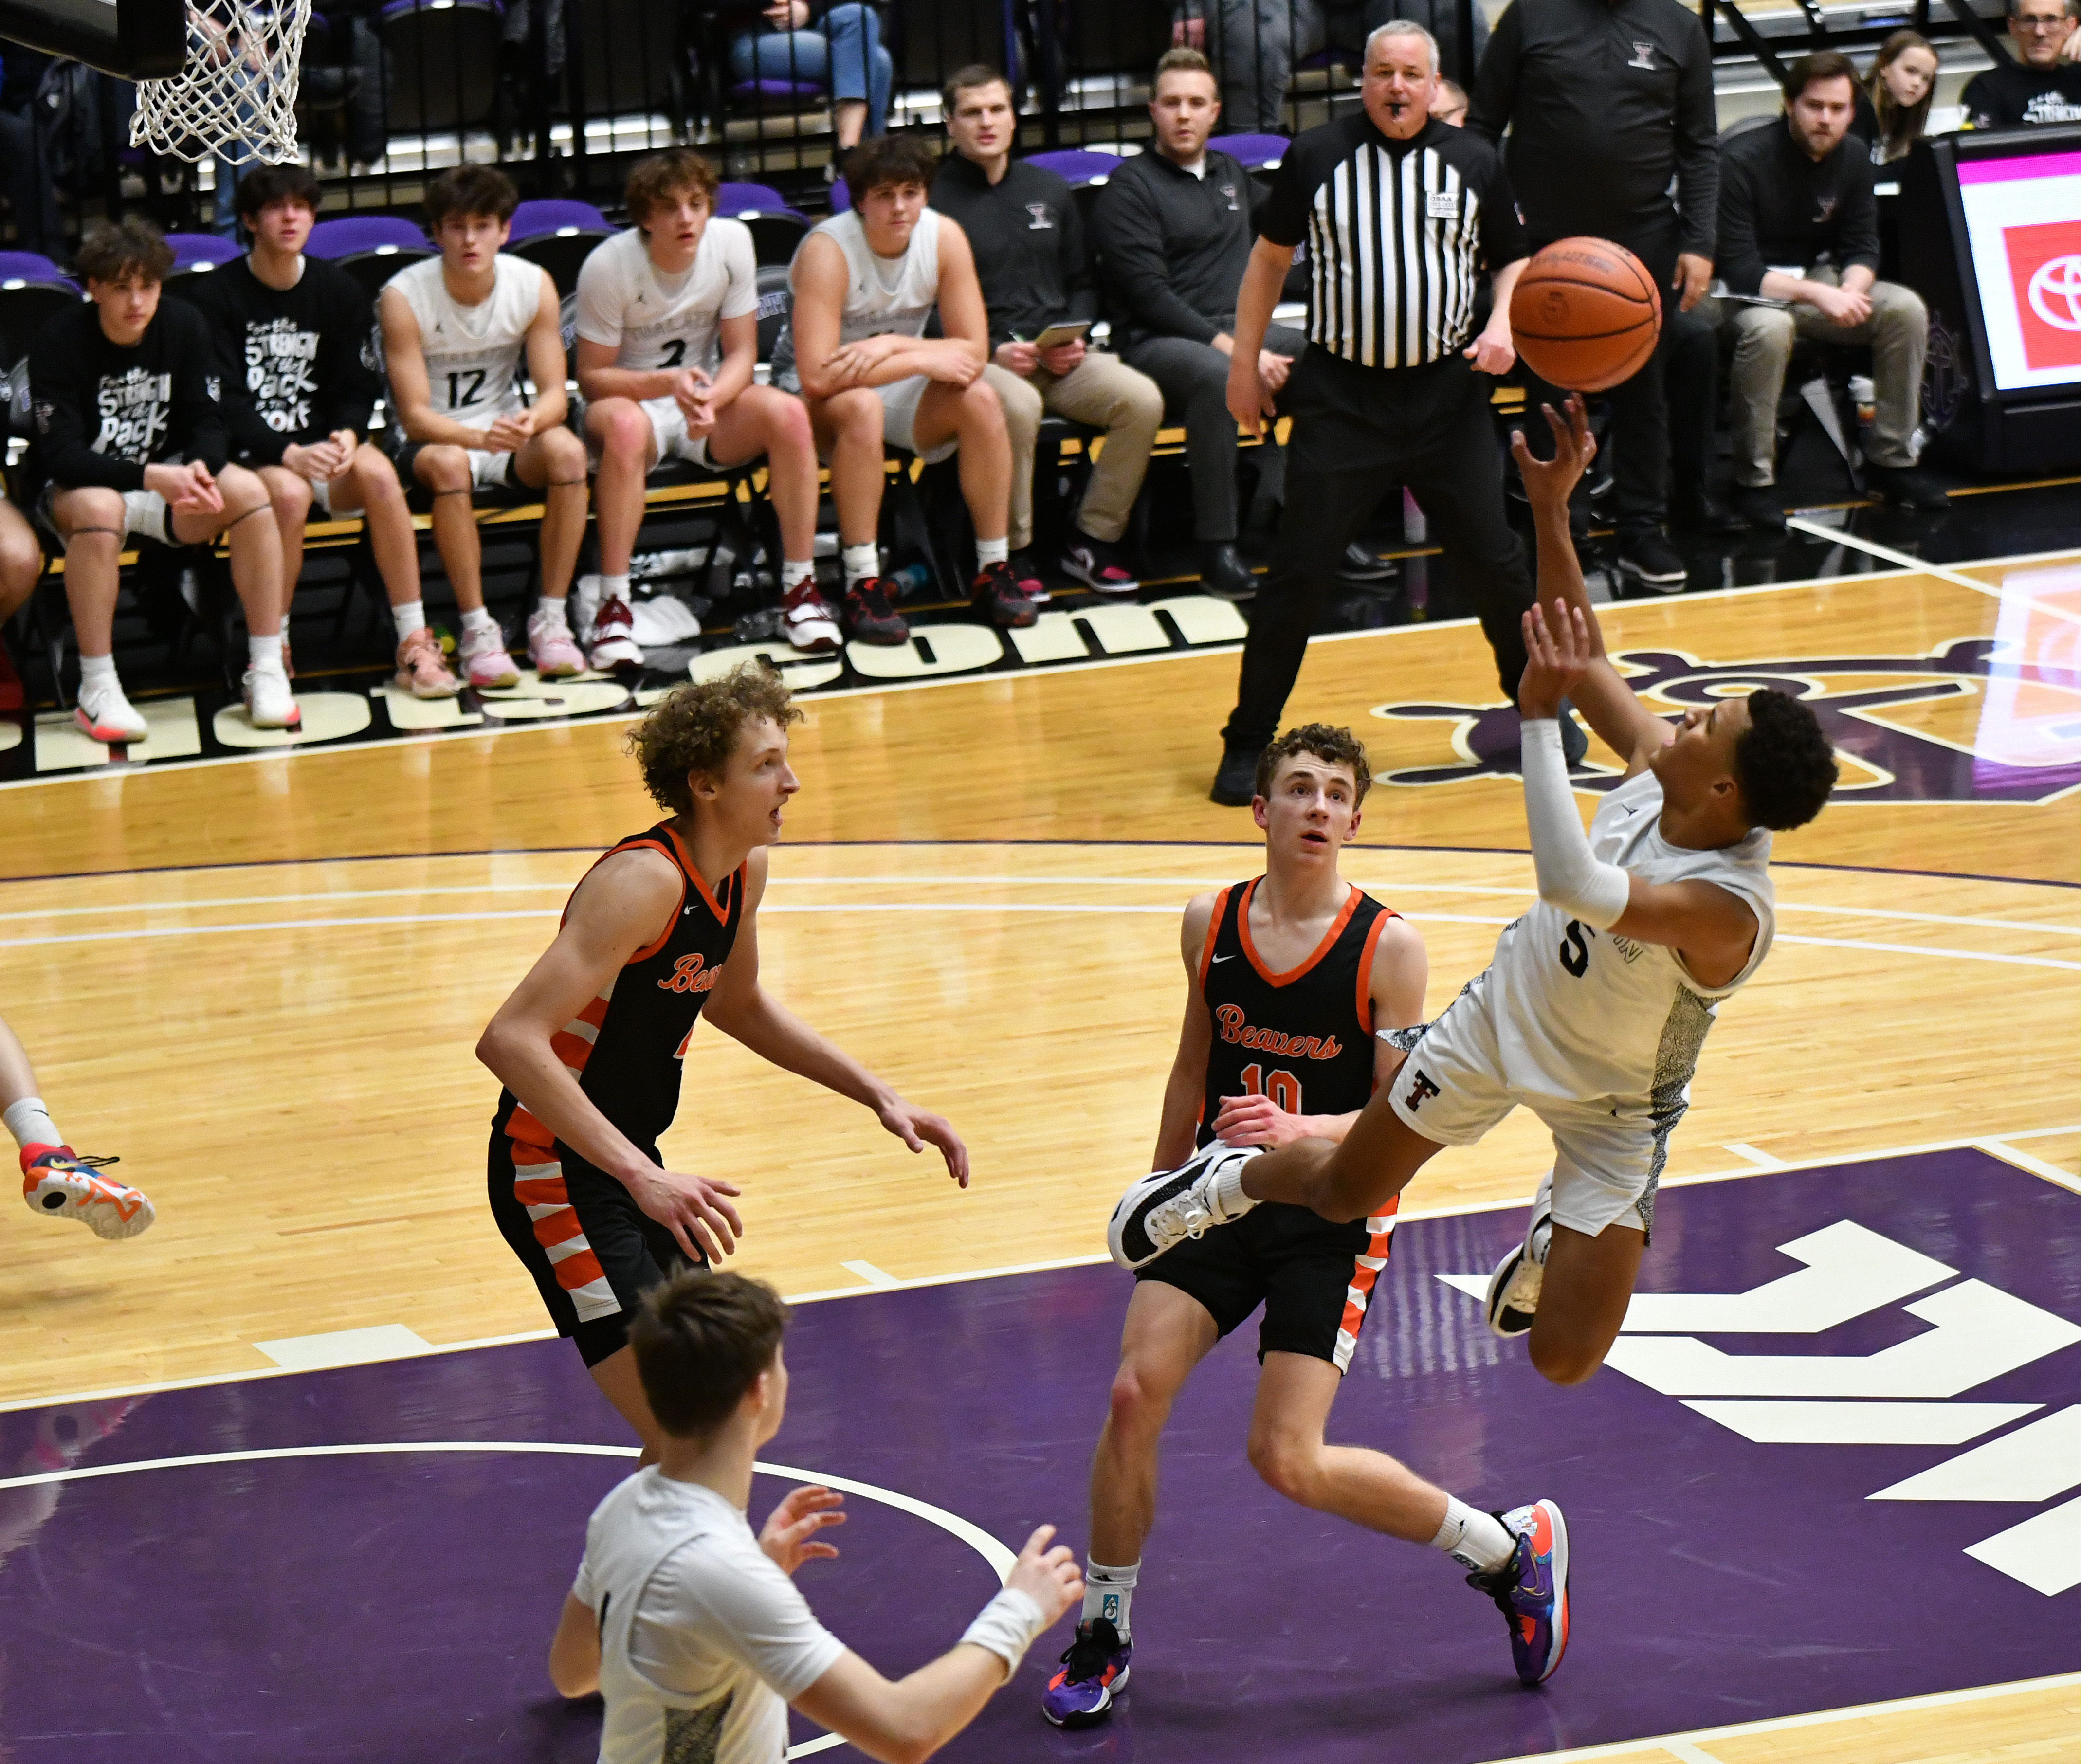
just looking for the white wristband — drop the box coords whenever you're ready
[1520,719,1632,931]
[960,1587,1046,1678]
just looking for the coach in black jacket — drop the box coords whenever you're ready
[1470,0,1730,571]
[1092,46,1308,600]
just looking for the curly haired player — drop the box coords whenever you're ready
[477,665,968,1458]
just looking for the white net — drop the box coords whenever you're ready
[129,0,313,165]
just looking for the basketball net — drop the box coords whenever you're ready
[130,0,312,165]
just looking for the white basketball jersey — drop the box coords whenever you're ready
[573,219,758,380]
[807,206,941,342]
[387,253,541,421]
[1484,767,1776,1112]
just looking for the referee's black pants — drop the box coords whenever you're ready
[1221,349,1533,757]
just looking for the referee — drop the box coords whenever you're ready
[1212,20,1550,805]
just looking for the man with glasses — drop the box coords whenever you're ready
[1962,0,2080,127]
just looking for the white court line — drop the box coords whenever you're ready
[1661,1742,1724,1764]
[1785,519,2081,624]
[839,1259,899,1289]
[1721,1142,1784,1169]
[0,905,2071,968]
[1978,1138,2081,1194]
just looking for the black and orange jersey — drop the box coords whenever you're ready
[1195,878,1396,1146]
[495,821,746,1167]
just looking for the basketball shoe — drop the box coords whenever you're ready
[20,1146,155,1240]
[1483,1171,1553,1339]
[1466,1499,1570,1686]
[1040,1618,1130,1728]
[527,606,585,678]
[459,620,521,690]
[1107,1139,1262,1270]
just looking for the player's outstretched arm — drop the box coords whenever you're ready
[475,849,745,1260]
[791,1526,1081,1764]
[1510,398,1669,773]
[1152,893,1220,1170]
[702,855,970,1186]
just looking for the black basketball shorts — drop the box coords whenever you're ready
[488,1128,706,1367]
[1136,1201,1396,1373]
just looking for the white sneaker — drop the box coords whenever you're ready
[22,1149,156,1241]
[1107,1139,1263,1270]
[570,573,604,646]
[586,594,644,673]
[782,582,841,654]
[242,664,302,730]
[73,675,149,744]
[459,620,520,690]
[1484,1171,1554,1339]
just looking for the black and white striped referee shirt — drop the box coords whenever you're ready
[1255,114,1530,370]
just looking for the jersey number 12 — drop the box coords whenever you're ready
[1238,1063,1301,1114]
[446,367,488,407]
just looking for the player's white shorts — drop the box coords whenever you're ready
[637,393,713,468]
[1385,971,1676,1237]
[812,373,957,466]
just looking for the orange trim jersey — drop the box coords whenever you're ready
[492,823,744,1328]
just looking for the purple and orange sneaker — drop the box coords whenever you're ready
[1040,1617,1130,1728]
[1469,1499,1569,1686]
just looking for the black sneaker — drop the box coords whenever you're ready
[1337,541,1397,583]
[1008,548,1050,604]
[1060,532,1140,596]
[1616,527,1687,591]
[1732,486,1787,533]
[1865,463,1951,511]
[842,578,909,645]
[1210,745,1257,806]
[1198,542,1259,602]
[970,559,1037,629]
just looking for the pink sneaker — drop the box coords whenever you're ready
[528,607,584,678]
[395,627,460,698]
[459,621,519,690]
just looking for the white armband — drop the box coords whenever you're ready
[1521,720,1632,931]
[960,1587,1047,1678]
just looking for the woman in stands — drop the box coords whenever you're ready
[729,0,893,171]
[1858,31,1939,163]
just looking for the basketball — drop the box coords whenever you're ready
[1509,238,1663,393]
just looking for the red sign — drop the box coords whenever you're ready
[2004,220,2081,373]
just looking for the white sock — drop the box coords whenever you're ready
[535,596,568,629]
[79,654,117,695]
[780,557,816,593]
[460,606,498,636]
[392,599,426,641]
[247,632,284,673]
[841,542,878,588]
[1081,1559,1138,1641]
[599,572,630,605]
[1211,1159,1258,1222]
[3,1097,60,1155]
[1431,1498,1515,1574]
[975,535,1009,568]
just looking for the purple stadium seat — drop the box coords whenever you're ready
[715,182,789,217]
[509,199,611,241]
[1025,149,1120,189]
[1210,132,1288,170]
[730,78,826,104]
[164,233,243,273]
[307,216,432,258]
[0,252,76,291]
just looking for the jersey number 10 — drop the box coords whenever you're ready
[1238,1063,1301,1114]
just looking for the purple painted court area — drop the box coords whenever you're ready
[0,1149,2073,1762]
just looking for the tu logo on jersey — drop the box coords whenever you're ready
[1628,40,1657,68]
[1370,635,2081,805]
[1025,203,1055,230]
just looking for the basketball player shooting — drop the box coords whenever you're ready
[477,666,968,1461]
[1046,728,1590,1716]
[1110,394,1838,1392]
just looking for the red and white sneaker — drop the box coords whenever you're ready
[459,621,520,690]
[527,607,585,678]
[782,581,841,653]
[242,664,302,730]
[73,674,149,745]
[587,594,644,673]
[394,628,460,698]
[20,1145,155,1241]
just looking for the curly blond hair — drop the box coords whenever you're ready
[625,665,803,814]
[1254,723,1373,804]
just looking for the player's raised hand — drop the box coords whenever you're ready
[1509,394,1597,512]
[1211,1092,1319,1148]
[878,1098,971,1188]
[626,1162,744,1261]
[759,1485,846,1576]
[1005,1525,1084,1628]
[1518,598,1592,719]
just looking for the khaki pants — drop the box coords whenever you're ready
[984,351,1164,550]
[1698,270,1927,486]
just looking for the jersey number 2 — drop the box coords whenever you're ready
[1239,1063,1301,1114]
[660,339,688,369]
[1559,920,1594,977]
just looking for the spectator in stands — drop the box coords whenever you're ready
[1962,0,2080,127]
[730,1,893,169]
[1699,52,1948,527]
[1429,74,1468,124]
[932,64,1162,599]
[1174,0,1486,135]
[378,165,591,685]
[1855,31,1938,162]
[186,164,460,699]
[577,148,838,661]
[0,47,61,257]
[0,497,38,711]
[1471,0,1730,570]
[785,133,1028,642]
[27,219,297,743]
[1093,47,1303,603]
